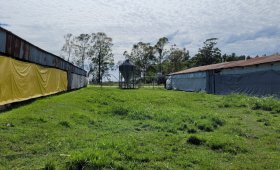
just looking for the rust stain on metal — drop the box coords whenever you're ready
[0,27,87,76]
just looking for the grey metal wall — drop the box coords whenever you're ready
[169,72,207,91]
[0,30,5,53]
[214,63,280,97]
[167,62,280,97]
[69,73,88,90]
[220,62,280,75]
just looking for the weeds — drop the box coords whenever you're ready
[44,162,55,170]
[250,97,280,113]
[187,136,205,145]
[59,121,71,128]
[112,106,129,116]
[207,140,247,154]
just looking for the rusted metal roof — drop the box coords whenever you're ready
[170,55,280,75]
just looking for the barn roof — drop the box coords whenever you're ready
[170,55,280,75]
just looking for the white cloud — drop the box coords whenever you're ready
[0,0,280,63]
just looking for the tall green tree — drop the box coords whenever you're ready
[126,42,155,82]
[222,53,247,62]
[60,33,74,62]
[154,37,169,73]
[167,44,190,73]
[192,38,221,66]
[88,32,114,85]
[73,34,91,69]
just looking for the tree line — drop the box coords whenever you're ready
[123,37,252,83]
[60,33,114,84]
[60,33,253,84]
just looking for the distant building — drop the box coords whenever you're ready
[166,55,280,97]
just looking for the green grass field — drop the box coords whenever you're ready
[0,87,279,169]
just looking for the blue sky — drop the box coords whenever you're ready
[1,0,280,74]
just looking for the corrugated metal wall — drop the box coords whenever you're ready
[0,27,86,76]
[169,72,207,92]
[169,62,280,97]
[214,63,280,97]
[0,30,6,53]
[70,73,88,89]
[0,27,88,106]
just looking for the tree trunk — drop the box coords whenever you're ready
[159,53,162,73]
[98,52,101,86]
[143,69,146,85]
[82,48,85,69]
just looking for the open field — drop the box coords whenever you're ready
[0,86,280,169]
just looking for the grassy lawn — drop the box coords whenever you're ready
[0,86,279,169]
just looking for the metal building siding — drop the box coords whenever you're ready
[69,73,88,89]
[170,72,207,92]
[220,62,280,75]
[6,32,21,59]
[214,70,280,97]
[214,62,280,97]
[168,55,280,97]
[170,55,280,76]
[0,29,6,53]
[0,27,87,76]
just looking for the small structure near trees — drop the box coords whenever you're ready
[119,59,138,89]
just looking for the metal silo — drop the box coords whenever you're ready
[119,59,137,89]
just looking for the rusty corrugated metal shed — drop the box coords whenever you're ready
[0,27,86,76]
[170,55,280,75]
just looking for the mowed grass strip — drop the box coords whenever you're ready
[0,86,279,169]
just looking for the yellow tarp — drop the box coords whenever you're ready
[0,55,67,105]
